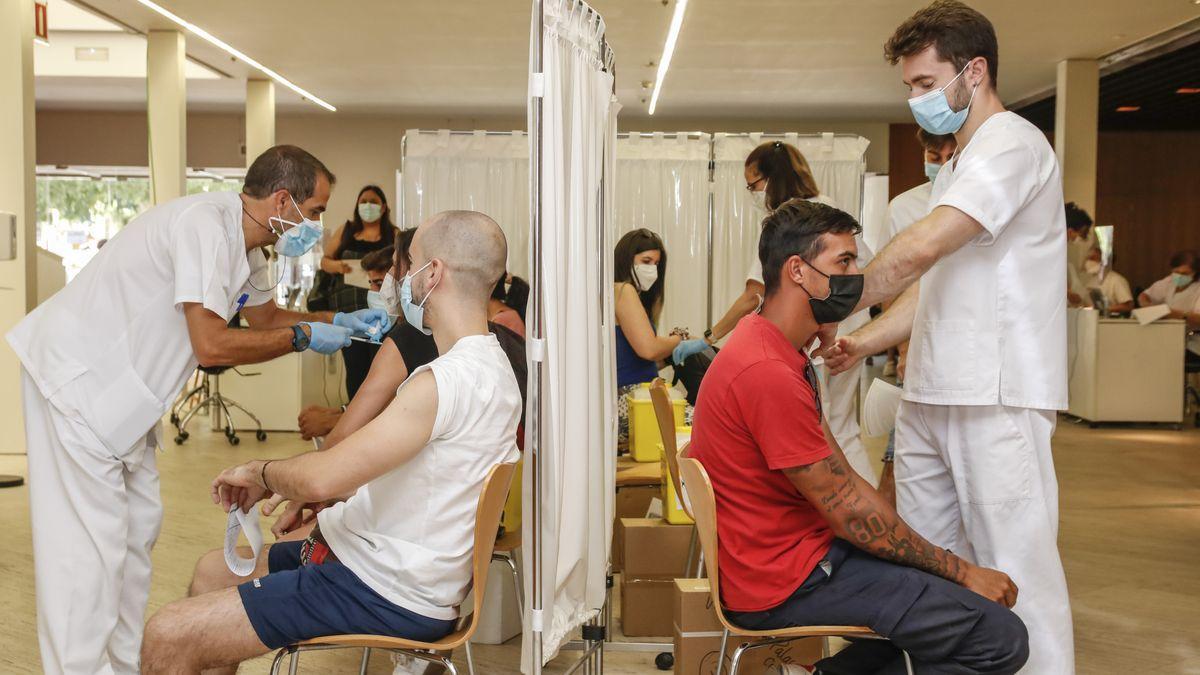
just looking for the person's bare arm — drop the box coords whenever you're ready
[856,205,985,312]
[708,280,765,343]
[1137,291,1154,308]
[1107,300,1134,314]
[822,284,919,374]
[240,300,334,330]
[615,283,681,361]
[184,303,304,367]
[213,370,438,509]
[782,422,1018,607]
[320,224,352,274]
[323,339,410,448]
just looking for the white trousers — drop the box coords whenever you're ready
[819,360,877,485]
[22,370,162,675]
[895,400,1075,675]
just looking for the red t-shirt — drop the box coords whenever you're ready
[690,314,834,612]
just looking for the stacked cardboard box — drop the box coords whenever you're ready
[618,518,694,637]
[673,579,822,675]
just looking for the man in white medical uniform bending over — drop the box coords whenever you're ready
[822,1,1073,672]
[7,145,390,674]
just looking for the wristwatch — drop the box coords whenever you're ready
[703,328,714,344]
[290,324,310,352]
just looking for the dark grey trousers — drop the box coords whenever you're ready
[726,539,1029,675]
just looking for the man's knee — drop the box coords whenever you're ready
[974,605,1030,675]
[189,548,230,596]
[141,608,190,672]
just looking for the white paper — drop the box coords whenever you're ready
[343,266,371,289]
[223,506,264,577]
[1132,304,1171,326]
[861,377,904,437]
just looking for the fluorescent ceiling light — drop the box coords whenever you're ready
[133,0,335,111]
[647,0,689,116]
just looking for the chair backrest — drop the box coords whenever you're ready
[456,461,518,645]
[649,378,691,516]
[677,455,739,633]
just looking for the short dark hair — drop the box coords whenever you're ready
[393,228,416,272]
[885,0,999,87]
[1169,249,1198,272]
[759,199,862,297]
[916,128,956,152]
[242,145,336,202]
[360,246,395,273]
[1064,202,1093,233]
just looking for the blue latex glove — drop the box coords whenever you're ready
[303,322,352,354]
[334,309,393,342]
[672,338,709,366]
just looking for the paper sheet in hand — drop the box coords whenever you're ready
[224,506,264,577]
[343,266,371,289]
[862,378,904,437]
[1132,304,1170,326]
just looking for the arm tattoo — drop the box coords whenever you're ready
[814,454,965,584]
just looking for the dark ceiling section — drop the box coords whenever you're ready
[1016,38,1200,132]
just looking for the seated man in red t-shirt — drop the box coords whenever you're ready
[690,199,1029,675]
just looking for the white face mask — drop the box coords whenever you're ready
[632,263,659,292]
[1083,260,1101,275]
[750,189,768,213]
[374,271,402,317]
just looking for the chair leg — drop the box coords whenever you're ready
[222,396,264,430]
[177,394,214,433]
[441,655,459,675]
[359,647,371,675]
[696,549,706,578]
[498,553,524,615]
[715,628,729,675]
[269,648,290,675]
[903,649,914,675]
[729,641,754,675]
[684,527,697,578]
[288,648,299,675]
[465,640,476,675]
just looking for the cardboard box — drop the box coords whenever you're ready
[673,579,822,675]
[620,518,694,578]
[621,577,676,637]
[612,490,659,573]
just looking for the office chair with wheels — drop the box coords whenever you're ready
[171,365,267,446]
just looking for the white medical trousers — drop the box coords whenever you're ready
[894,400,1075,675]
[819,360,878,485]
[21,370,163,675]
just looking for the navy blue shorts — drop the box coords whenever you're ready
[237,541,457,649]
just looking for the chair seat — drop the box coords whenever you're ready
[722,623,878,639]
[493,530,521,553]
[297,625,471,652]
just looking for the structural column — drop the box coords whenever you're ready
[1054,59,1099,214]
[245,79,276,165]
[0,0,39,451]
[147,30,187,204]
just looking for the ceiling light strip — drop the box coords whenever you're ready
[647,0,689,116]
[134,0,335,111]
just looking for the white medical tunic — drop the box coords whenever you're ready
[7,191,273,462]
[1142,275,1200,316]
[873,182,932,255]
[906,112,1068,411]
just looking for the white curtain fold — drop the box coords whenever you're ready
[613,133,712,335]
[523,0,616,670]
[400,130,531,277]
[710,133,869,326]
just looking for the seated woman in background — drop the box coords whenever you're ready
[318,185,400,398]
[1139,249,1200,326]
[489,273,529,337]
[613,228,704,444]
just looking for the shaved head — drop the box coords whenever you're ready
[413,210,508,304]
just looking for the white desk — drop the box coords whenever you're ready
[1067,308,1185,424]
[218,350,349,431]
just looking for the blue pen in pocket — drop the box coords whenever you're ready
[234,293,249,315]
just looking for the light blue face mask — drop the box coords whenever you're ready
[400,261,437,335]
[908,63,977,135]
[270,194,323,257]
[1172,272,1195,289]
[924,161,943,184]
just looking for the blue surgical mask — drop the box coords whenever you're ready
[400,262,437,335]
[924,161,943,184]
[1172,272,1194,289]
[270,194,323,257]
[908,63,977,135]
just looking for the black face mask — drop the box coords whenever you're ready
[799,259,864,325]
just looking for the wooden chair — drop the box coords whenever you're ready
[268,461,518,675]
[650,378,701,576]
[462,528,524,668]
[676,454,912,675]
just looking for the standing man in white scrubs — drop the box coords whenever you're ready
[822,1,1073,672]
[6,145,391,675]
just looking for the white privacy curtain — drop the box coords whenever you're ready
[613,133,712,335]
[710,132,870,324]
[400,130,531,277]
[523,0,616,670]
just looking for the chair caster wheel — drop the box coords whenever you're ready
[174,435,186,445]
[169,414,179,424]
[655,652,673,670]
[178,431,189,441]
[256,430,268,441]
[227,435,240,446]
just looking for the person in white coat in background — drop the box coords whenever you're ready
[6,145,391,675]
[704,140,878,483]
[822,1,1074,672]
